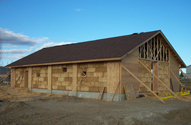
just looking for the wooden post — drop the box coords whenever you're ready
[48,66,52,90]
[139,61,180,100]
[170,68,183,86]
[121,65,166,104]
[10,69,16,87]
[28,67,32,89]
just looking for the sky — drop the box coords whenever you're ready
[0,0,191,71]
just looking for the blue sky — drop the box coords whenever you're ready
[0,0,191,70]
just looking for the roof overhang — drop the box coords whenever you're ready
[6,57,121,68]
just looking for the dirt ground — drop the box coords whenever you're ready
[1,86,191,125]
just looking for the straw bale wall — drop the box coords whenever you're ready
[139,59,151,92]
[15,68,27,87]
[77,62,108,93]
[51,64,73,90]
[32,66,48,89]
[158,62,169,91]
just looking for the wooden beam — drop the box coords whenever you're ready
[111,82,120,101]
[98,86,105,100]
[170,68,183,87]
[69,79,82,96]
[139,61,180,100]
[48,66,52,90]
[121,64,166,104]
[180,70,191,79]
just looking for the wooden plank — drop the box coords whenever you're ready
[28,67,32,88]
[170,68,183,87]
[124,84,136,100]
[48,66,52,90]
[153,62,158,91]
[139,61,180,100]
[24,71,28,88]
[121,64,166,104]
[69,80,82,96]
[73,64,78,91]
[0,70,11,82]
[111,82,120,101]
[180,70,191,79]
[11,69,16,87]
[98,86,105,100]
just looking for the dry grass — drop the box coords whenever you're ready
[0,86,64,101]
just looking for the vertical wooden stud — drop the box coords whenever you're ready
[48,66,52,90]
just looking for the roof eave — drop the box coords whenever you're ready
[6,57,121,68]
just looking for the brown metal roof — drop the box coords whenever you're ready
[6,30,185,68]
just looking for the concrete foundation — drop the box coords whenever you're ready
[29,88,127,101]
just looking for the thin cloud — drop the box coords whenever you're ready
[0,27,49,46]
[1,54,25,59]
[76,9,82,11]
[37,42,72,51]
[0,47,33,54]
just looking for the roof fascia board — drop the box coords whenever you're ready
[159,31,186,68]
[6,57,121,68]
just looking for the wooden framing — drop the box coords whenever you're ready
[48,66,52,90]
[180,70,191,79]
[139,61,180,99]
[111,81,120,101]
[139,36,169,62]
[121,64,165,104]
[170,68,183,87]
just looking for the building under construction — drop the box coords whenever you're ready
[6,30,186,101]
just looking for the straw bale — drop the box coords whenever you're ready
[32,84,38,88]
[93,72,103,77]
[38,77,43,81]
[95,67,107,72]
[52,77,58,82]
[67,68,73,72]
[80,86,89,91]
[39,85,46,89]
[88,63,94,67]
[52,85,58,90]
[87,67,95,72]
[60,73,69,77]
[64,77,72,82]
[89,87,99,92]
[58,78,64,81]
[66,86,73,90]
[68,73,73,77]
[94,82,100,87]
[98,77,107,82]
[58,85,66,90]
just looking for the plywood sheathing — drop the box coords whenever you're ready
[77,62,108,93]
[32,66,48,89]
[121,48,139,94]
[170,51,180,91]
[158,62,169,91]
[51,64,73,90]
[139,59,151,92]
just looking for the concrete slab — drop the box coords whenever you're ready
[29,88,127,101]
